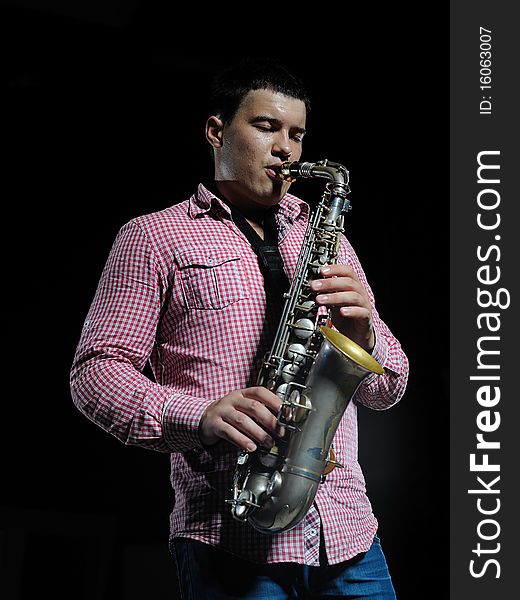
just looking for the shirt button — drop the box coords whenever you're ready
[310,528,317,536]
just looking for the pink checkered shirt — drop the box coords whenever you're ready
[70,183,409,566]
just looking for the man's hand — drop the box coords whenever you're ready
[310,264,375,352]
[199,387,282,452]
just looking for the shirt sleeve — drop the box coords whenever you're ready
[69,219,212,453]
[339,235,410,410]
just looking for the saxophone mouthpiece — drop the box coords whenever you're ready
[277,161,299,183]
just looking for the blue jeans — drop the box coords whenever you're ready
[170,535,396,599]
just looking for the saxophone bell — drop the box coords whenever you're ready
[230,326,383,533]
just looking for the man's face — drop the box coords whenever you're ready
[212,88,307,209]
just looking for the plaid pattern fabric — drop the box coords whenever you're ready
[70,183,409,566]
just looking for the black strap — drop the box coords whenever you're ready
[227,203,290,304]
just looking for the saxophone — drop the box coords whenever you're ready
[227,160,384,534]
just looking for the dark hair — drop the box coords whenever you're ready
[209,57,311,124]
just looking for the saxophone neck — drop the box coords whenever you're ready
[278,160,352,217]
[278,159,349,186]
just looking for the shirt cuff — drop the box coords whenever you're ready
[162,393,213,453]
[362,329,389,387]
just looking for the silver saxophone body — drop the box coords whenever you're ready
[227,160,384,534]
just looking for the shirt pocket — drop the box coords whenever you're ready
[177,246,249,310]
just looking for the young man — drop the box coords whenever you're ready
[70,58,409,598]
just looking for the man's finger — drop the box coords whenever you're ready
[242,387,282,413]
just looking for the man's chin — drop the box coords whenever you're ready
[264,188,286,207]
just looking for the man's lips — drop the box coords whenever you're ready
[265,165,283,180]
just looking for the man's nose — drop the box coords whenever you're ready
[272,133,293,159]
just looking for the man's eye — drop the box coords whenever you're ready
[255,124,272,132]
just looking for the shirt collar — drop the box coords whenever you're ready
[189,182,310,223]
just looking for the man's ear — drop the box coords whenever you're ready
[205,116,224,149]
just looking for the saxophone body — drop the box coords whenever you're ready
[227,160,384,534]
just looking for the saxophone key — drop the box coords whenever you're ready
[281,363,300,382]
[291,318,314,339]
[295,300,316,315]
[286,343,307,363]
[275,383,289,401]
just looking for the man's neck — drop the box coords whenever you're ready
[213,181,276,225]
[204,180,281,241]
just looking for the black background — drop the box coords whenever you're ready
[2,1,449,598]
